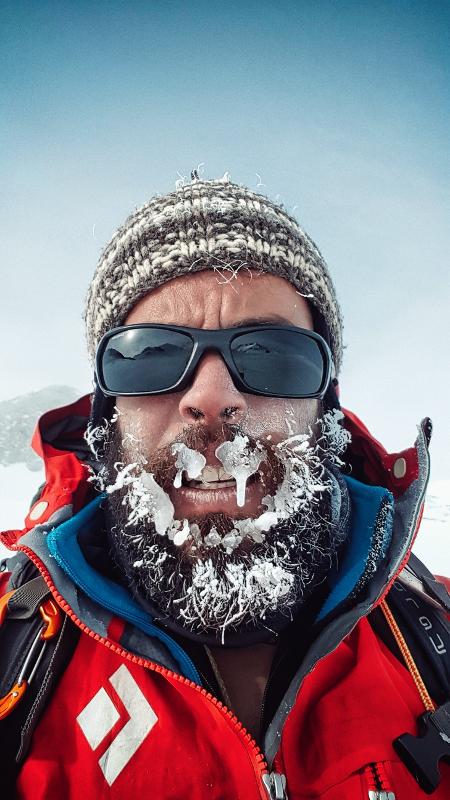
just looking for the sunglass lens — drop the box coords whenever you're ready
[230,330,325,396]
[101,328,193,394]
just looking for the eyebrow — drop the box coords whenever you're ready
[231,315,294,327]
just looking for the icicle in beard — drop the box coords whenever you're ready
[103,420,351,646]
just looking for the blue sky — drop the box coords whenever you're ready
[1,0,449,478]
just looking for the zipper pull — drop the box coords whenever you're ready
[262,772,288,799]
[365,763,396,799]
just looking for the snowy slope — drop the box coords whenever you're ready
[0,385,79,471]
[414,480,450,578]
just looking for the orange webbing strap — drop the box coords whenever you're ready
[380,598,436,712]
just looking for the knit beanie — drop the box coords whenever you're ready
[85,175,343,374]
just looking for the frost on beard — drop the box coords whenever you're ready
[176,558,295,638]
[172,443,206,488]
[92,407,352,642]
[315,409,352,467]
[215,435,266,507]
[86,410,350,640]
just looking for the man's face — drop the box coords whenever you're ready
[100,270,347,640]
[116,269,319,519]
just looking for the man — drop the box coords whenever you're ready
[1,176,449,799]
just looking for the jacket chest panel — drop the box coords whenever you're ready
[15,619,450,799]
[275,619,450,798]
[16,633,266,799]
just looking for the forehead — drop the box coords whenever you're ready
[125,269,314,330]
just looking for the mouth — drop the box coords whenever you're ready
[183,465,258,491]
[170,463,266,518]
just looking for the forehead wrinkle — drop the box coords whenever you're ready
[126,269,314,330]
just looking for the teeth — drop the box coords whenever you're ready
[199,465,233,484]
[184,463,236,488]
[189,479,236,490]
[181,464,261,490]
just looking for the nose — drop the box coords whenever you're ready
[178,351,248,424]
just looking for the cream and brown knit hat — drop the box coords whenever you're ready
[85,176,344,373]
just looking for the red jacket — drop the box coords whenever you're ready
[1,396,449,799]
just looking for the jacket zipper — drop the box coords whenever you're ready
[363,762,396,799]
[262,771,288,799]
[15,543,283,799]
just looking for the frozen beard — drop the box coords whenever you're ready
[97,412,351,644]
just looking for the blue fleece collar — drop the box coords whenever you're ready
[47,497,201,684]
[317,474,394,620]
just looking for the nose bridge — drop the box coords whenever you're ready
[179,347,247,423]
[190,347,237,391]
[192,327,232,362]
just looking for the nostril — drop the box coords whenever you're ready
[222,407,239,419]
[189,407,204,420]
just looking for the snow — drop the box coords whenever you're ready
[181,555,296,640]
[414,479,450,578]
[215,435,266,507]
[137,472,176,536]
[204,527,222,548]
[171,443,206,488]
[105,462,140,493]
[0,463,45,535]
[173,518,190,546]
[0,385,79,470]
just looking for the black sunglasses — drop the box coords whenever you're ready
[95,324,334,399]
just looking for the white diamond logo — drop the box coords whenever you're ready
[77,664,158,786]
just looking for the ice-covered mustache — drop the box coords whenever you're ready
[172,435,266,507]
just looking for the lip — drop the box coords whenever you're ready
[170,475,267,517]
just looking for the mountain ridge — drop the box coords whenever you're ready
[0,385,81,470]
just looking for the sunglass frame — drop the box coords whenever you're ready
[95,323,334,399]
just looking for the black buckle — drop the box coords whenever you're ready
[393,700,450,793]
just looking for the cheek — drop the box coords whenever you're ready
[243,397,319,441]
[116,395,178,450]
